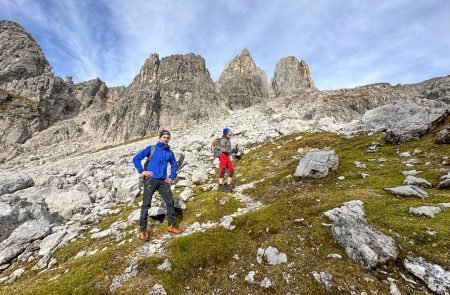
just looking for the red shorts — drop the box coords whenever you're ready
[218,154,234,178]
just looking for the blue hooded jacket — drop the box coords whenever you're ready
[132,141,178,179]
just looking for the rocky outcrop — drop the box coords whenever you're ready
[217,48,269,109]
[404,255,450,294]
[94,53,222,143]
[324,200,398,269]
[357,102,448,144]
[0,171,34,196]
[294,150,338,178]
[272,56,315,94]
[0,21,51,85]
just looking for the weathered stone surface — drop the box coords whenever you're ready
[403,175,432,188]
[435,124,450,144]
[324,200,398,269]
[217,48,269,109]
[0,21,51,85]
[312,271,333,291]
[409,206,442,218]
[385,185,428,199]
[358,102,447,144]
[0,195,49,242]
[294,150,338,178]
[256,246,287,265]
[272,56,315,94]
[149,283,168,295]
[94,53,223,144]
[438,172,450,189]
[0,171,34,196]
[0,217,51,265]
[44,189,92,219]
[404,255,450,294]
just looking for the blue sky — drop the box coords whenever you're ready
[1,0,449,90]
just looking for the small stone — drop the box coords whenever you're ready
[157,259,172,272]
[312,271,333,290]
[399,152,411,157]
[256,246,287,265]
[360,173,370,179]
[260,277,273,288]
[409,206,442,218]
[401,170,423,176]
[149,283,167,295]
[245,271,256,284]
[327,254,342,259]
[354,161,366,169]
[404,176,432,188]
[337,176,345,181]
[6,268,25,284]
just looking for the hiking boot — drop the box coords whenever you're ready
[139,229,149,242]
[167,225,182,234]
[217,183,226,192]
[224,184,233,192]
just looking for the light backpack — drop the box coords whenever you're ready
[211,138,222,158]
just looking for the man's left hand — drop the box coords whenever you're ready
[165,178,172,184]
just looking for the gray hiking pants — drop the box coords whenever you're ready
[140,178,176,231]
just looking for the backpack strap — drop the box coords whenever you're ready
[143,145,155,171]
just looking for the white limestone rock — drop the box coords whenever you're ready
[404,255,450,294]
[384,185,428,199]
[324,200,398,269]
[256,246,287,265]
[294,150,338,178]
[409,206,442,218]
[404,176,432,188]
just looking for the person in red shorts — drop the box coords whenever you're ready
[217,128,234,192]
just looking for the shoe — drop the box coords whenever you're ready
[139,230,149,242]
[167,225,182,234]
[217,183,225,192]
[225,184,233,192]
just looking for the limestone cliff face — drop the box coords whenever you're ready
[0,21,51,85]
[272,56,315,94]
[94,53,223,143]
[216,49,269,109]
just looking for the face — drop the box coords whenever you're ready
[160,134,170,144]
[226,131,233,138]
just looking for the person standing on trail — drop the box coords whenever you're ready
[132,130,181,242]
[217,128,234,192]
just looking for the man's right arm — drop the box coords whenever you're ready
[132,146,151,174]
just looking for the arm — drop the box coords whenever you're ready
[169,151,178,180]
[132,146,151,174]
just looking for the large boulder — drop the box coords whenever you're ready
[0,194,50,242]
[271,56,315,95]
[324,200,398,269]
[404,255,450,294]
[0,171,34,196]
[44,189,92,220]
[358,102,447,144]
[294,150,338,178]
[0,217,51,265]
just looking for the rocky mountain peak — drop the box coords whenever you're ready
[0,20,51,86]
[272,56,315,94]
[217,48,269,109]
[131,53,160,87]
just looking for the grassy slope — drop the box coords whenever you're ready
[1,126,448,294]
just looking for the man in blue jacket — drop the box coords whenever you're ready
[133,130,181,241]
